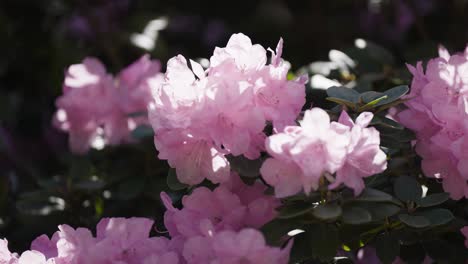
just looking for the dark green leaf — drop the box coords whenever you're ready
[226,154,264,177]
[418,208,454,226]
[417,193,450,208]
[342,206,372,225]
[166,168,188,191]
[289,234,311,263]
[394,176,422,202]
[312,203,342,220]
[308,224,340,261]
[398,214,430,228]
[278,202,314,219]
[326,97,357,109]
[360,91,384,104]
[363,203,401,221]
[354,188,393,202]
[261,219,301,246]
[370,116,404,130]
[375,234,400,264]
[375,85,409,107]
[326,86,360,103]
[131,125,154,139]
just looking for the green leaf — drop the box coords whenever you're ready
[261,219,301,246]
[326,97,357,109]
[308,224,340,261]
[326,86,360,103]
[375,85,409,107]
[354,188,394,202]
[226,155,264,177]
[417,193,450,207]
[166,168,188,191]
[394,176,422,202]
[370,115,404,130]
[289,233,311,263]
[360,91,384,104]
[131,125,154,139]
[375,234,400,264]
[398,214,430,228]
[362,203,401,221]
[278,202,314,219]
[358,95,389,111]
[419,208,454,226]
[342,206,372,225]
[312,203,342,220]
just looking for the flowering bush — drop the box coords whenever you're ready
[3,33,468,264]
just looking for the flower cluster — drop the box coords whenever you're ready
[260,108,387,198]
[398,46,468,199]
[0,178,288,264]
[148,33,306,185]
[0,218,178,264]
[160,174,288,263]
[54,55,163,154]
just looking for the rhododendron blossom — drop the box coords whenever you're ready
[0,218,179,264]
[160,176,287,264]
[330,111,387,195]
[260,108,387,198]
[461,226,468,248]
[398,46,468,199]
[54,55,162,154]
[161,174,279,239]
[148,33,306,185]
[182,229,291,264]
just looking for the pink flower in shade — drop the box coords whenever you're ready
[53,57,116,153]
[260,108,350,198]
[329,111,387,195]
[1,217,179,264]
[54,55,163,154]
[160,174,279,239]
[116,55,162,115]
[182,229,291,264]
[461,227,468,248]
[398,46,468,199]
[149,33,306,185]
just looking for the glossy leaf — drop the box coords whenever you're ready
[394,176,422,202]
[398,214,430,228]
[342,206,372,225]
[311,203,342,220]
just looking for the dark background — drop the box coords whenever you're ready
[1,0,467,252]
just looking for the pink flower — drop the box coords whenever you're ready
[253,39,307,130]
[210,33,267,71]
[161,174,279,239]
[461,226,468,248]
[149,33,305,185]
[261,108,350,197]
[182,229,291,264]
[1,217,178,264]
[54,55,162,154]
[53,57,116,153]
[398,46,468,199]
[329,111,387,195]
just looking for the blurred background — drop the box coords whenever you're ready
[1,0,468,252]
